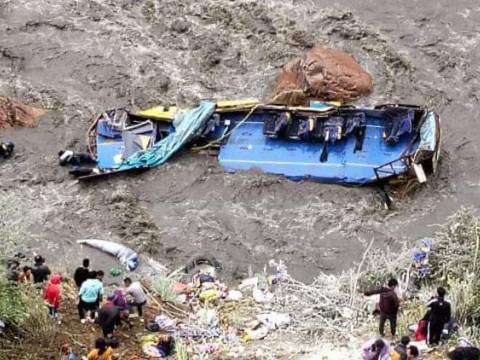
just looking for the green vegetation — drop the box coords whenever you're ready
[174,339,189,360]
[0,191,54,339]
[0,280,55,338]
[152,274,178,303]
[379,207,480,340]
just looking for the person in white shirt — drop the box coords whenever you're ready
[124,277,147,319]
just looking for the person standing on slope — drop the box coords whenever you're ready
[426,287,451,345]
[364,278,400,338]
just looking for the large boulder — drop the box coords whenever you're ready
[270,47,373,105]
[0,96,47,129]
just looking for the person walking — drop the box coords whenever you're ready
[74,258,90,289]
[78,271,104,323]
[31,255,51,284]
[43,274,62,320]
[365,278,400,337]
[124,277,147,320]
[426,287,451,345]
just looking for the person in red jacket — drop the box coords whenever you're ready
[365,278,400,337]
[43,274,62,320]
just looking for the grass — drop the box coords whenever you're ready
[0,192,55,340]
[152,274,178,303]
[0,280,55,340]
[0,279,29,327]
[175,338,189,360]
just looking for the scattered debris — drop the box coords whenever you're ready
[153,314,176,333]
[257,312,291,330]
[0,96,47,129]
[76,239,139,271]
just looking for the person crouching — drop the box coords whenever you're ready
[124,277,147,321]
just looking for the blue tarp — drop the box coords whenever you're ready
[119,101,216,170]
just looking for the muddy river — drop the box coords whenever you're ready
[0,0,479,282]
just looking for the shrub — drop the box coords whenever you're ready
[0,280,55,339]
[175,339,189,360]
[152,275,177,303]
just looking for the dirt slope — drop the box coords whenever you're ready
[0,0,479,283]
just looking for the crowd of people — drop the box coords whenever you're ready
[6,252,480,359]
[5,254,175,359]
[361,277,479,360]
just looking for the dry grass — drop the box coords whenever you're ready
[269,207,480,354]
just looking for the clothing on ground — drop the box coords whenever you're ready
[156,336,175,357]
[415,319,428,341]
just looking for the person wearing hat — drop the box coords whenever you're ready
[31,255,51,284]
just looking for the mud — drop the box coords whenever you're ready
[0,0,479,282]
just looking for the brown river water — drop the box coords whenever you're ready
[0,0,479,282]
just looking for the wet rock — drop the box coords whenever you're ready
[158,73,171,92]
[0,96,47,128]
[170,18,189,33]
[270,47,373,105]
[289,30,315,48]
